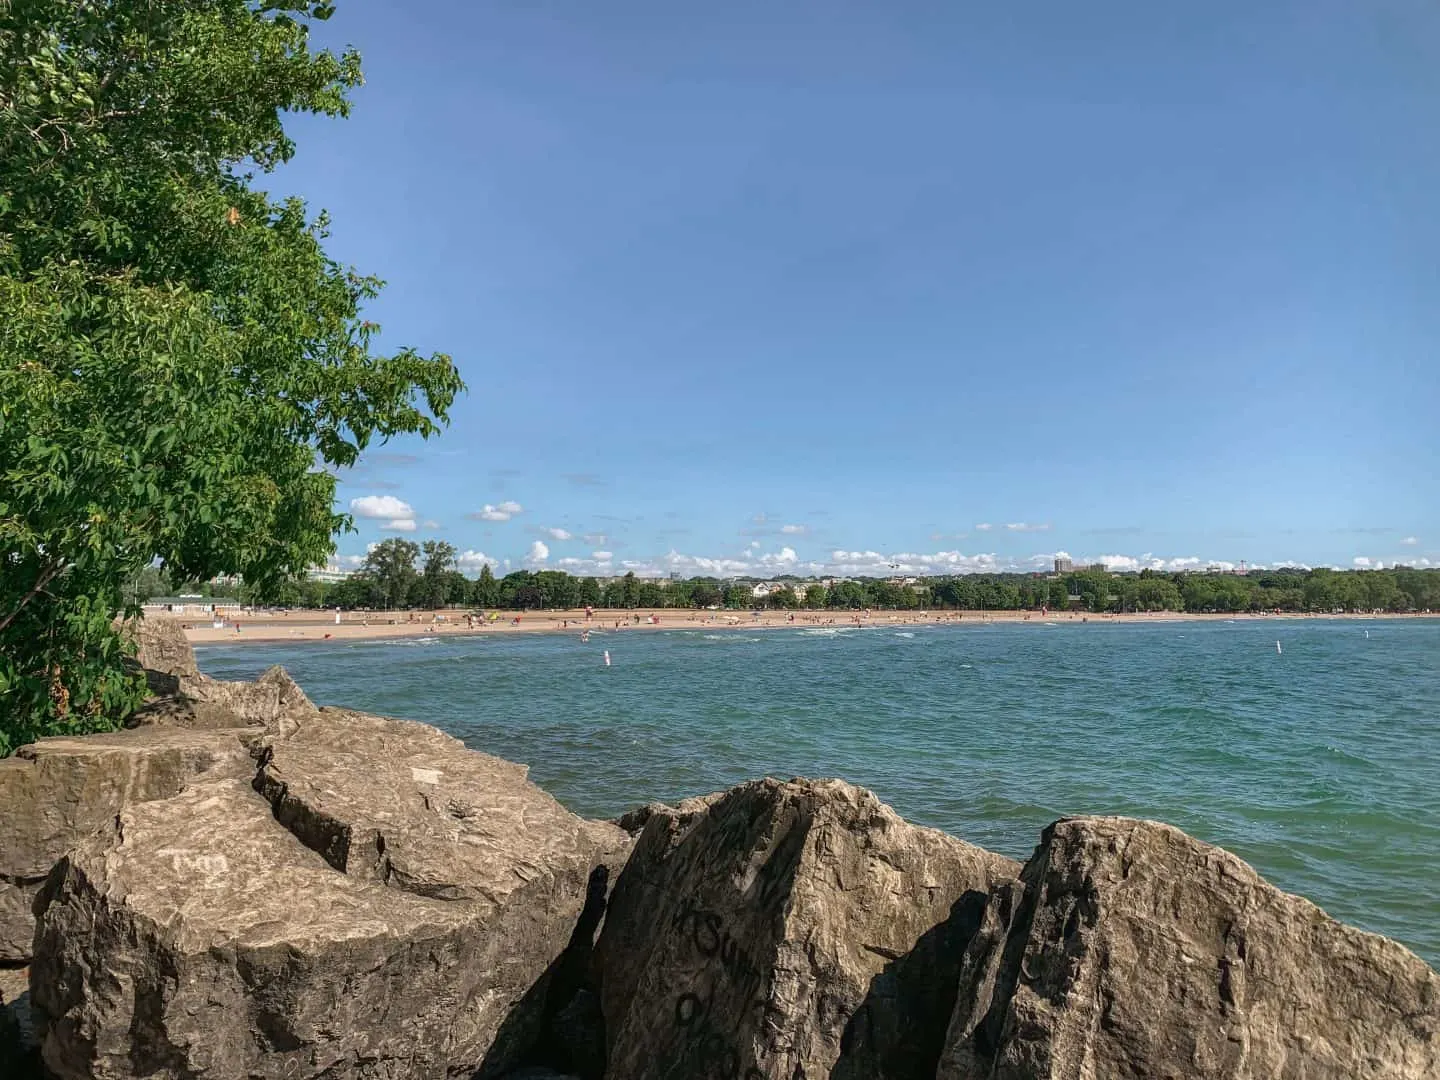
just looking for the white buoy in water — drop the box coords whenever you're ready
[1365,629,1370,639]
[603,650,611,667]
[1276,640,1282,654]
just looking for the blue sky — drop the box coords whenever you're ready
[277,1,1437,578]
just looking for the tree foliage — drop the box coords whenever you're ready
[0,1,462,751]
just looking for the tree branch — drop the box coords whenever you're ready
[0,561,63,634]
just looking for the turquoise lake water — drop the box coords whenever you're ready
[197,618,1440,966]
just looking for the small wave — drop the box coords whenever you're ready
[799,627,859,636]
[701,634,761,642]
[894,632,915,638]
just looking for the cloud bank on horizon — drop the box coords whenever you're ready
[330,486,1431,577]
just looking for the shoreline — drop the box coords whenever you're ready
[181,607,1440,647]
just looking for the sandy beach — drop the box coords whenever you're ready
[179,607,1438,646]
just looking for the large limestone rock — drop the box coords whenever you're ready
[123,613,316,730]
[938,817,1440,1080]
[1,614,315,963]
[0,727,257,961]
[127,614,199,689]
[32,709,630,1080]
[129,663,315,731]
[253,707,625,904]
[594,778,1018,1080]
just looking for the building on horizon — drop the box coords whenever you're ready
[308,565,355,583]
[1054,556,1073,573]
[143,595,242,615]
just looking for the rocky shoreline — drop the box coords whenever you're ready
[2,618,1436,1079]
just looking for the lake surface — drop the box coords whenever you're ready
[198,618,1440,965]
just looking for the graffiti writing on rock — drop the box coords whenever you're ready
[672,896,765,999]
[673,983,805,1080]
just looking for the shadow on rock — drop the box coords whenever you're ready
[829,889,992,1080]
[477,864,612,1080]
[0,967,42,1080]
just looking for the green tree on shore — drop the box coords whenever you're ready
[416,540,458,608]
[362,539,420,610]
[0,1,462,752]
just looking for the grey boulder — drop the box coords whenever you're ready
[595,777,1018,1080]
[0,726,257,962]
[938,816,1440,1080]
[32,708,630,1080]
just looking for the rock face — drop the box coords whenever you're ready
[938,817,1440,1080]
[1,619,314,962]
[31,707,629,1080]
[253,706,625,904]
[126,613,199,692]
[125,614,316,730]
[594,778,1019,1080]
[0,726,257,961]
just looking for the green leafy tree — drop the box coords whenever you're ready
[722,583,752,610]
[329,573,379,610]
[803,584,827,609]
[690,582,722,608]
[473,564,499,608]
[362,538,419,609]
[577,576,601,607]
[124,565,172,605]
[767,586,799,610]
[442,570,468,606]
[0,1,461,751]
[1047,580,1070,609]
[415,540,457,608]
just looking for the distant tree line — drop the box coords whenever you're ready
[131,544,1440,615]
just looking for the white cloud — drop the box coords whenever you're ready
[749,540,761,550]
[383,518,417,532]
[421,519,440,529]
[583,533,608,545]
[1052,550,1072,560]
[752,512,768,525]
[351,495,415,521]
[826,549,1002,576]
[457,550,498,572]
[330,553,366,569]
[974,523,993,531]
[1096,554,1141,572]
[538,527,573,541]
[475,541,1307,582]
[780,524,807,535]
[1401,536,1419,546]
[759,546,798,567]
[472,501,524,522]
[1353,556,1372,568]
[1005,522,1051,533]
